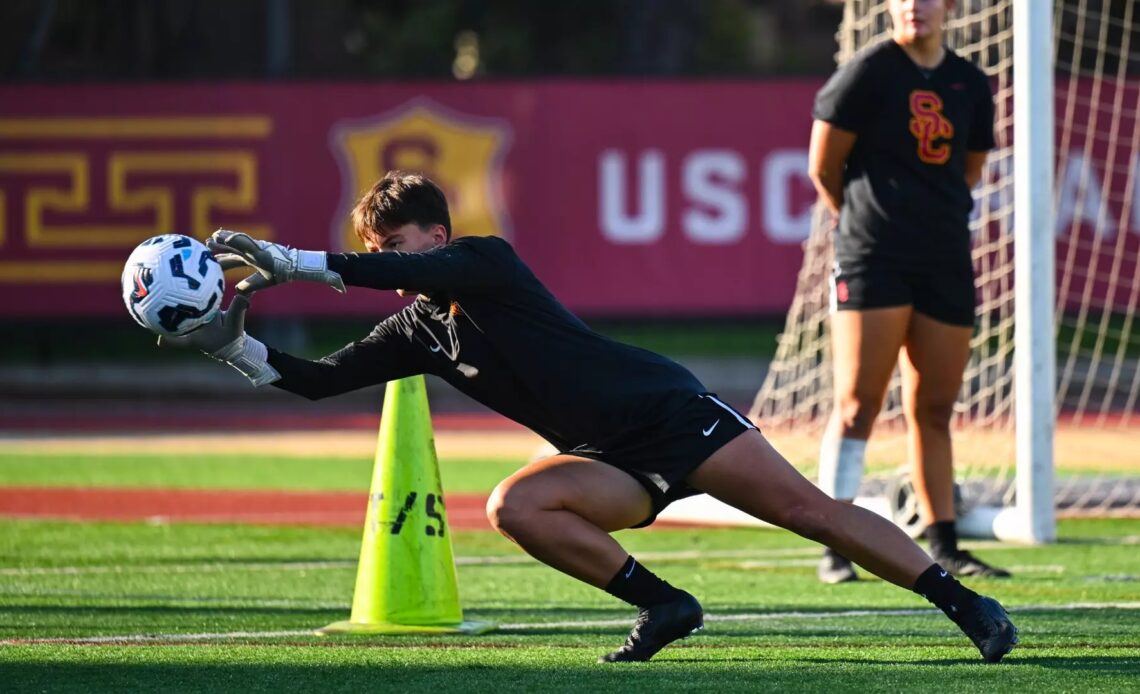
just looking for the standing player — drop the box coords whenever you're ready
[168,171,1017,663]
[807,0,1010,583]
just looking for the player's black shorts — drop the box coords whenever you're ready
[571,392,756,528]
[831,259,976,327]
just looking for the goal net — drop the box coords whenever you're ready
[749,0,1140,529]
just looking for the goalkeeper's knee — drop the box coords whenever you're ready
[818,436,867,500]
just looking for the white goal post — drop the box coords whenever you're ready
[1012,0,1055,543]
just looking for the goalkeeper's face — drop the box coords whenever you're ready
[367,223,449,254]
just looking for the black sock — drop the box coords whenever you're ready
[823,546,848,561]
[604,556,687,609]
[924,521,959,557]
[913,563,978,621]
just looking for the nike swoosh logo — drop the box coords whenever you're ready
[624,559,637,579]
[429,345,442,353]
[940,571,948,578]
[702,420,720,437]
[133,272,148,298]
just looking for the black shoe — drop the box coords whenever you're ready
[818,549,859,584]
[953,595,1019,663]
[599,592,704,662]
[934,550,1012,578]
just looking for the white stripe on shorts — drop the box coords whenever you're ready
[828,260,839,314]
[701,394,756,430]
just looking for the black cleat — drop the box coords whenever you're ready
[599,592,704,662]
[934,550,1012,578]
[953,595,1019,662]
[818,549,859,584]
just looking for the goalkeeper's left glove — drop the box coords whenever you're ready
[208,229,346,295]
[157,294,280,387]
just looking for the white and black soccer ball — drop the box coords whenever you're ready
[121,234,225,337]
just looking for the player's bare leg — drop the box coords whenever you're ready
[486,455,649,585]
[830,306,913,440]
[900,311,1010,577]
[692,429,931,586]
[900,312,971,523]
[820,306,912,582]
[687,429,1017,661]
[485,455,703,662]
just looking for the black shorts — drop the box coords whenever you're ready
[831,260,976,327]
[571,393,756,528]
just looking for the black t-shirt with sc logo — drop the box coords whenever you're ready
[813,40,995,271]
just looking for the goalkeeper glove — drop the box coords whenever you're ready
[157,294,280,387]
[208,229,346,294]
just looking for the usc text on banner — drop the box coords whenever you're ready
[2,81,1135,318]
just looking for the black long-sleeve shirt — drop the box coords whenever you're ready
[266,236,707,452]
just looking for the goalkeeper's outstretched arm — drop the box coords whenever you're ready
[161,292,424,396]
[209,229,517,299]
[265,318,425,400]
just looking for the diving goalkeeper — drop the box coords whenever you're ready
[167,170,1018,664]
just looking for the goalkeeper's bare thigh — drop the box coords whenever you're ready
[686,429,934,588]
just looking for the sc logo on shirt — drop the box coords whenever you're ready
[908,90,954,165]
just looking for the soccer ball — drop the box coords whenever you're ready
[122,234,225,337]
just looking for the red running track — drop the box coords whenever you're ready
[0,487,494,530]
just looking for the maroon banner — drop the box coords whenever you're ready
[1,80,1137,319]
[0,81,820,318]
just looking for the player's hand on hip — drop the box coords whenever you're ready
[208,229,346,294]
[157,293,280,387]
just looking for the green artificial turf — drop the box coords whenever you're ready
[0,452,521,493]
[1,518,1139,692]
[1,446,1139,692]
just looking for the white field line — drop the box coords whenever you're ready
[1,538,1117,577]
[0,560,357,577]
[0,548,823,577]
[0,589,350,610]
[0,553,1088,579]
[0,630,320,644]
[499,602,1140,630]
[0,563,1078,606]
[5,602,1140,645]
[1008,564,1067,574]
[0,555,1090,580]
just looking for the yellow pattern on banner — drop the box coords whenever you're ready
[0,117,272,283]
[0,116,271,139]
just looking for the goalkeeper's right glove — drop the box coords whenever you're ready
[207,229,346,295]
[157,294,280,387]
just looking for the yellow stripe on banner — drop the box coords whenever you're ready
[0,117,272,139]
[0,262,122,282]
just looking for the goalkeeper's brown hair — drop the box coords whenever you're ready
[351,171,452,247]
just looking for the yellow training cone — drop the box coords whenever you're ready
[318,376,494,635]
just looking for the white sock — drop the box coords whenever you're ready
[819,436,867,500]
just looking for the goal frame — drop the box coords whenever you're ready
[1012,0,1056,543]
